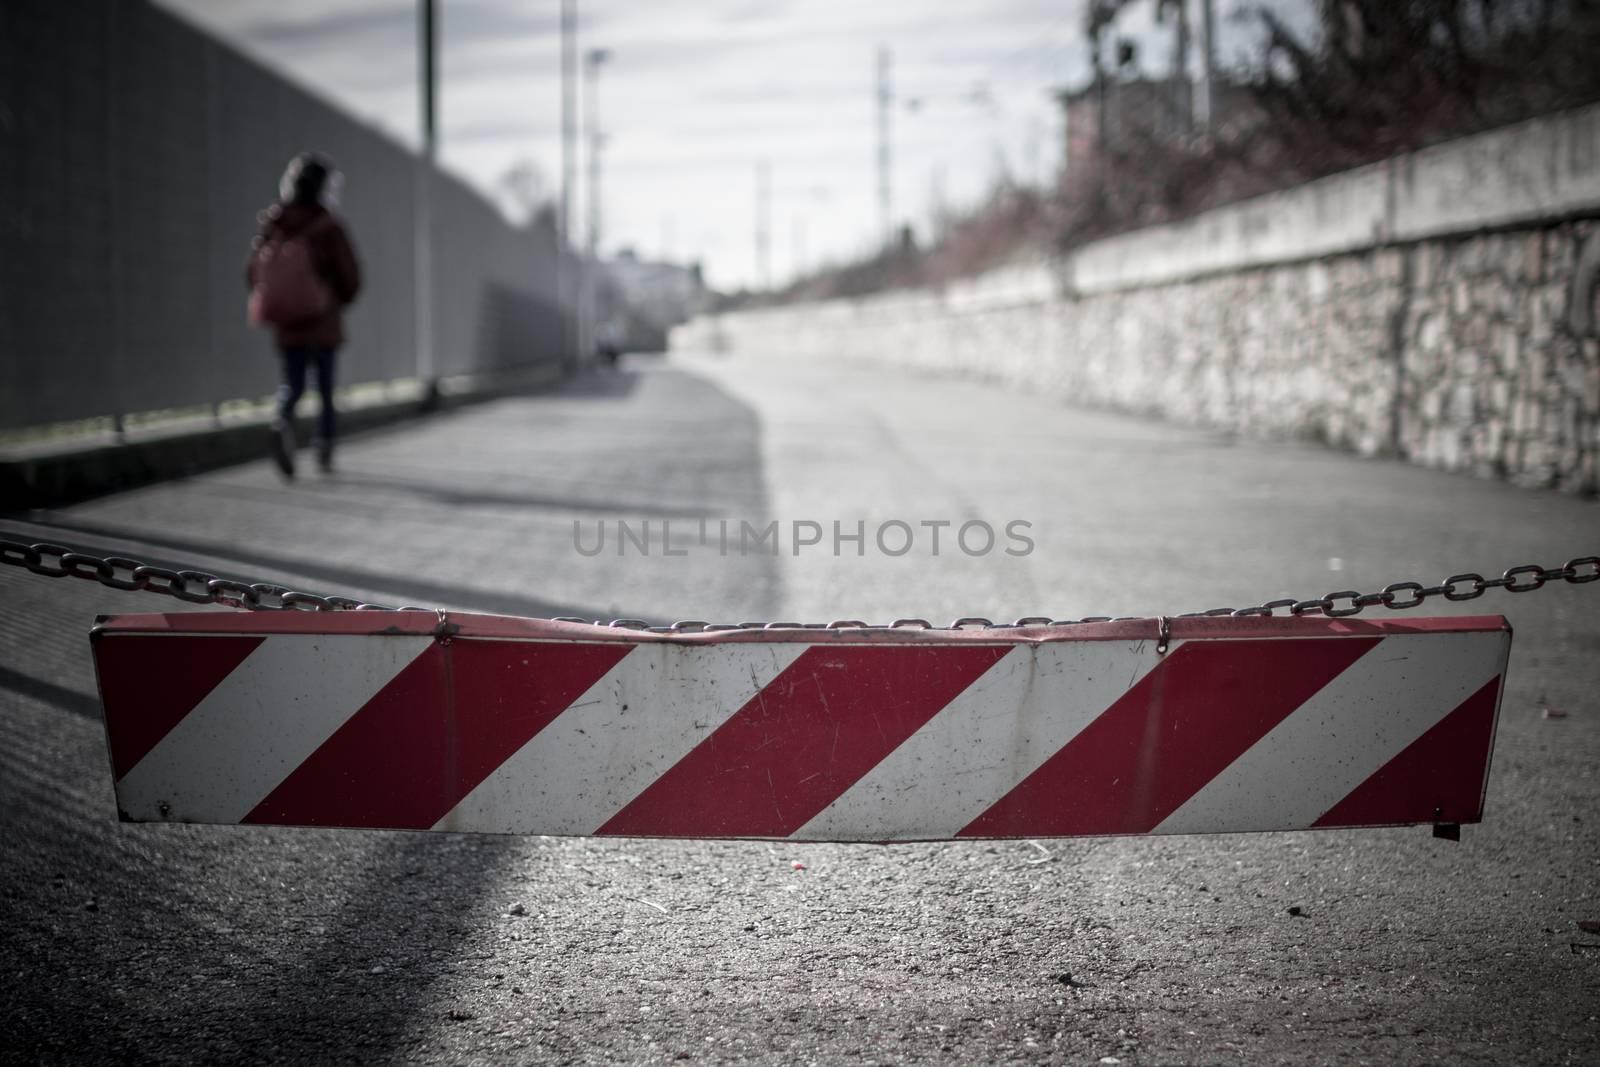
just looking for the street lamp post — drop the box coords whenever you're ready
[416,0,438,401]
[581,47,610,365]
[559,0,577,368]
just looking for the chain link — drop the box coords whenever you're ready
[1,538,1595,628]
[0,539,420,613]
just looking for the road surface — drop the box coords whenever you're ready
[3,351,1597,1064]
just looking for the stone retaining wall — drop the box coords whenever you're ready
[675,106,1600,494]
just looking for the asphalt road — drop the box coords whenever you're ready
[3,351,1597,1065]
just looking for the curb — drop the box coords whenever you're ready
[1,363,568,510]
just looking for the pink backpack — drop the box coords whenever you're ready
[248,221,333,327]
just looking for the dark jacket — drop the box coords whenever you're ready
[246,200,362,348]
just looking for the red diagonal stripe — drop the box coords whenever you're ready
[958,637,1381,838]
[96,634,265,778]
[244,640,632,829]
[598,645,1010,838]
[1314,675,1500,828]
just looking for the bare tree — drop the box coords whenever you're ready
[1247,0,1600,177]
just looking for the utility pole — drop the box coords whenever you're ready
[755,159,771,289]
[876,45,893,246]
[791,212,806,282]
[416,0,437,399]
[582,47,610,361]
[1198,0,1216,132]
[1089,13,1106,159]
[1170,0,1191,134]
[559,0,577,365]
[1025,114,1042,188]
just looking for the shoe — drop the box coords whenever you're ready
[316,445,334,475]
[269,420,296,479]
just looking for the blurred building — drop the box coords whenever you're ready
[1055,76,1255,198]
[1056,79,1185,196]
[600,250,710,352]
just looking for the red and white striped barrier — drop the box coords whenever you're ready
[91,612,1511,840]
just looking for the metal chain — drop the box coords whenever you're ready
[1,538,1595,630]
[0,540,429,614]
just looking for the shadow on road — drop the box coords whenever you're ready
[310,471,720,519]
[548,364,644,401]
[0,662,102,721]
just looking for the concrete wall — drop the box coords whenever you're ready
[676,105,1600,493]
[0,0,568,431]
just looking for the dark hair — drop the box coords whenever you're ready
[280,151,335,205]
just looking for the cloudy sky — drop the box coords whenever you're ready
[156,0,1312,291]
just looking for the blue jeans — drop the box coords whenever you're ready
[277,346,337,450]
